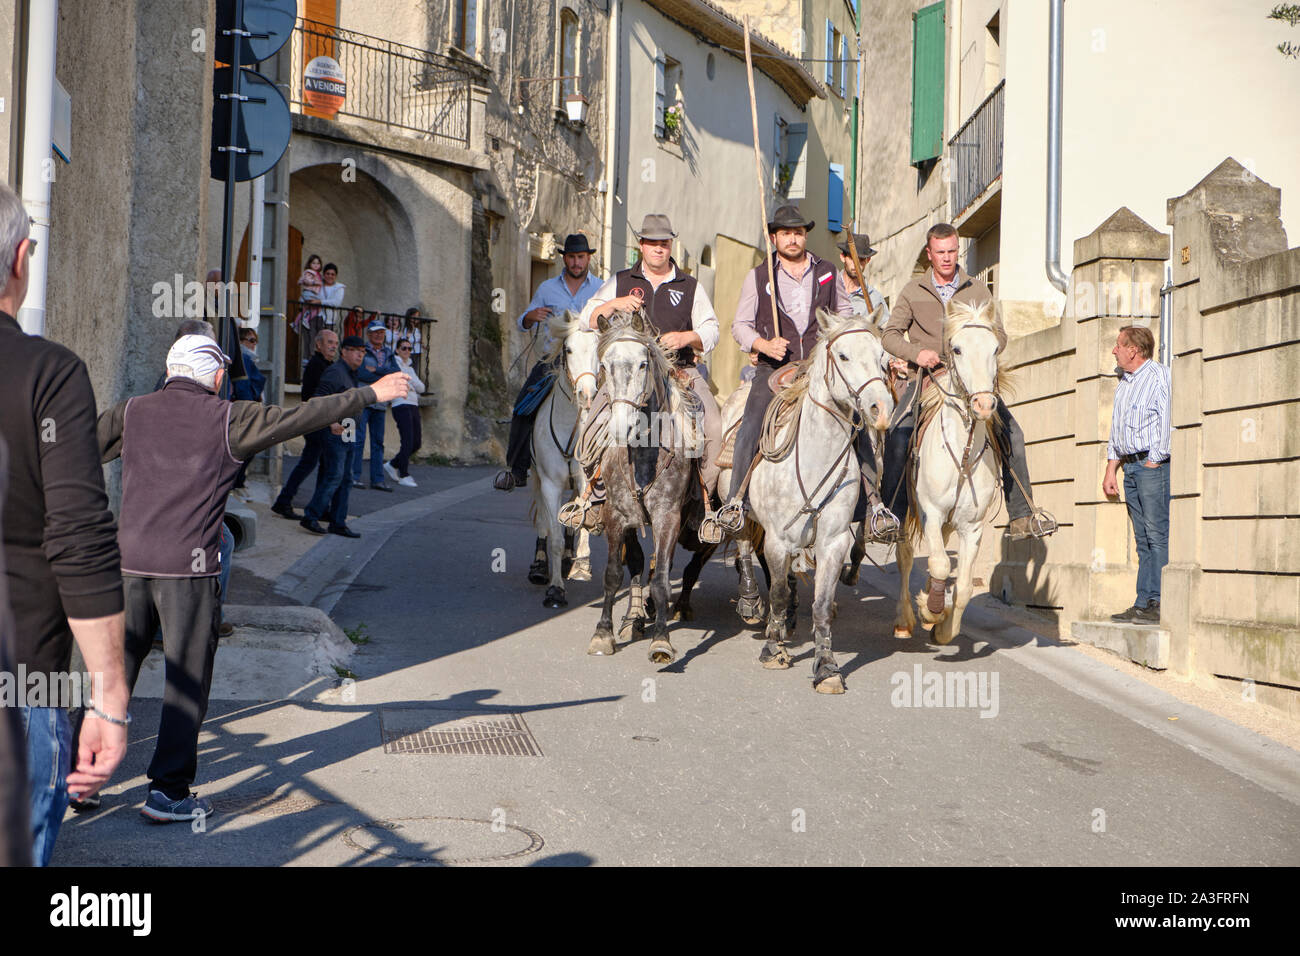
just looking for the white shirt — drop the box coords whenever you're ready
[319,282,346,324]
[579,267,720,354]
[392,355,426,407]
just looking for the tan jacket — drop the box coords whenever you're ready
[881,267,1003,367]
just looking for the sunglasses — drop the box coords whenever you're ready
[398,346,412,352]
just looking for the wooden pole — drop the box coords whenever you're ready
[742,17,780,349]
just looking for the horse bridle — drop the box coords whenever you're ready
[928,322,1001,422]
[811,326,889,427]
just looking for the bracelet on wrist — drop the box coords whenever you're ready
[87,701,132,726]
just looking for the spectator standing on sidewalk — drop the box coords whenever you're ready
[98,334,409,822]
[384,338,426,487]
[300,336,374,537]
[230,327,266,495]
[0,185,129,862]
[272,329,337,520]
[352,320,400,491]
[1104,325,1171,625]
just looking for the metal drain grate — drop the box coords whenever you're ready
[379,706,542,756]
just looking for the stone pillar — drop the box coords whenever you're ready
[1067,207,1169,621]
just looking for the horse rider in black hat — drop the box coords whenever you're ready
[560,213,724,529]
[701,203,900,543]
[495,233,603,494]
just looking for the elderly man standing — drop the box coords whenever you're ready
[880,222,1056,540]
[99,335,409,822]
[562,214,722,530]
[0,185,128,863]
[352,320,400,491]
[1104,325,1171,624]
[272,328,338,519]
[495,233,602,493]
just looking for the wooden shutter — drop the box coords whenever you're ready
[302,0,338,120]
[825,21,834,84]
[910,1,945,164]
[828,163,844,232]
[840,35,849,97]
[787,123,808,199]
[654,49,666,138]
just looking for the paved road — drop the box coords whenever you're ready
[55,469,1300,866]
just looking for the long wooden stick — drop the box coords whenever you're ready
[845,226,867,298]
[742,17,780,347]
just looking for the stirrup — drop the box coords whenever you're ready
[558,499,588,530]
[868,503,901,543]
[1028,509,1058,538]
[712,499,747,535]
[697,512,725,545]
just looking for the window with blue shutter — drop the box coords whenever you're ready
[825,20,834,85]
[828,163,844,232]
[840,34,849,97]
[654,49,666,138]
[910,1,945,164]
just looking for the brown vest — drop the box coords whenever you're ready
[752,251,840,368]
[615,261,698,366]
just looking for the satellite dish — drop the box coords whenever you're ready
[210,67,291,182]
[215,0,297,64]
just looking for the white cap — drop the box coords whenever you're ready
[166,334,230,378]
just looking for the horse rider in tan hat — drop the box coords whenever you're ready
[562,213,724,528]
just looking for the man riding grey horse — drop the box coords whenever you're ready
[879,222,1057,540]
[703,204,899,543]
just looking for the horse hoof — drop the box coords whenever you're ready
[930,619,956,646]
[648,640,675,664]
[814,673,845,695]
[736,594,766,626]
[671,605,693,622]
[839,566,859,587]
[893,626,913,639]
[527,560,549,586]
[588,631,616,656]
[619,618,644,642]
[759,645,791,669]
[542,585,567,609]
[567,559,591,582]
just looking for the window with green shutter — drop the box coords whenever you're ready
[910,1,945,165]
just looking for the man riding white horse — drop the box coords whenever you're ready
[561,213,722,530]
[703,203,899,543]
[879,222,1057,540]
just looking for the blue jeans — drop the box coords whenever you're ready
[19,706,70,867]
[274,428,326,508]
[1123,459,1171,605]
[305,432,355,528]
[350,406,387,485]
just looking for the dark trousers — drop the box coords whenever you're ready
[881,379,1032,521]
[390,405,422,476]
[305,432,355,529]
[505,361,554,479]
[350,406,387,485]
[123,575,221,799]
[1123,459,1170,605]
[274,428,327,508]
[729,365,879,504]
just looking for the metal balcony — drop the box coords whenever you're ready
[948,80,1004,230]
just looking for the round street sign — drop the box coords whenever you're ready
[215,0,297,65]
[210,67,292,182]
[303,56,347,115]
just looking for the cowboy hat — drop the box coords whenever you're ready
[634,213,677,241]
[767,203,815,232]
[559,233,596,255]
[836,232,878,258]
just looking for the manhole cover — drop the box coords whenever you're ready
[210,788,335,816]
[379,705,542,756]
[341,816,544,865]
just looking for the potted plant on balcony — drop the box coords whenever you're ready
[662,100,684,143]
[776,161,794,197]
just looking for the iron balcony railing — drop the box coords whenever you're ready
[287,300,437,392]
[948,80,1005,218]
[288,18,473,148]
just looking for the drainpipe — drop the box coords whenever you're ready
[849,10,859,227]
[1045,0,1068,293]
[17,0,58,336]
[601,0,620,277]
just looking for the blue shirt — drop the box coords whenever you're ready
[517,271,603,352]
[931,272,960,303]
[1108,358,1171,464]
[357,343,399,409]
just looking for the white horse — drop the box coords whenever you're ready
[894,300,1006,645]
[530,310,599,608]
[744,309,894,693]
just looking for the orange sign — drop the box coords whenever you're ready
[303,56,345,115]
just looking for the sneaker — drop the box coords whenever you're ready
[1110,604,1144,623]
[141,789,213,824]
[69,792,101,814]
[1135,600,1161,624]
[398,476,417,488]
[383,461,400,483]
[351,479,366,489]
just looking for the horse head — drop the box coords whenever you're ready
[815,306,895,432]
[598,311,662,447]
[550,309,599,409]
[942,300,1004,422]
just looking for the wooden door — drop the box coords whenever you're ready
[286,225,304,383]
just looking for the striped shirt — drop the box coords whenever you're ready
[931,273,960,303]
[1108,358,1171,463]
